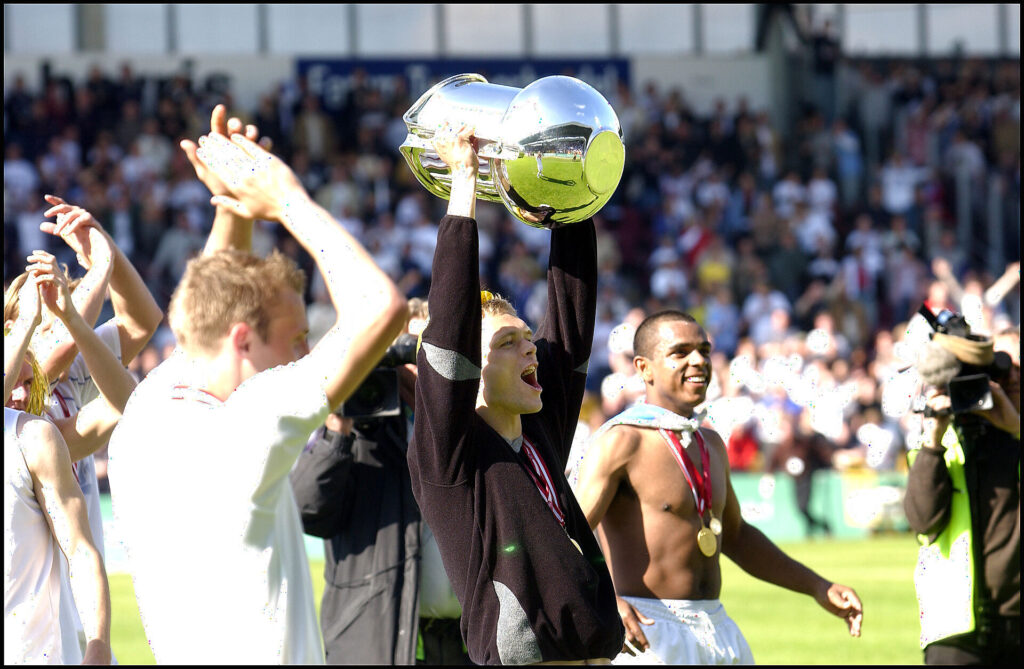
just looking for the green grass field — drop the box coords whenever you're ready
[108,534,923,665]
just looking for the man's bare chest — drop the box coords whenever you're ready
[626,431,728,519]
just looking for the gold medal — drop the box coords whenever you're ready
[570,537,583,554]
[709,515,722,536]
[697,525,717,557]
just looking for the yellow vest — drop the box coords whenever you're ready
[908,426,975,649]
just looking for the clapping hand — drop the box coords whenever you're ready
[181,104,272,202]
[40,195,113,271]
[14,273,44,330]
[26,250,77,324]
[193,132,304,223]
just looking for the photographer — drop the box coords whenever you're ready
[904,309,1020,665]
[290,302,470,665]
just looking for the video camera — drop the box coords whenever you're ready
[913,305,1011,417]
[338,333,419,420]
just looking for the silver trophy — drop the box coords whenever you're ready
[399,73,625,228]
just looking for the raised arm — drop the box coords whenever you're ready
[535,217,598,462]
[19,414,112,664]
[984,261,1020,308]
[41,196,162,366]
[28,250,137,460]
[28,211,113,381]
[194,131,408,409]
[930,258,965,306]
[5,276,43,403]
[180,104,267,256]
[716,428,862,637]
[409,124,489,485]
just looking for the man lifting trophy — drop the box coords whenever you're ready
[403,73,628,663]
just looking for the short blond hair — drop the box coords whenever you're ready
[480,291,517,319]
[168,249,306,354]
[408,297,429,322]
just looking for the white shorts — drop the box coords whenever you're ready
[611,597,755,665]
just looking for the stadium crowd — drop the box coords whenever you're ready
[4,56,1020,496]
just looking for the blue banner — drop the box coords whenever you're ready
[297,58,630,113]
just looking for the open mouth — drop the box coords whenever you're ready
[521,365,542,391]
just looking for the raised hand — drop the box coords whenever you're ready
[433,123,479,218]
[14,273,44,329]
[432,122,479,174]
[193,132,305,223]
[921,387,953,449]
[40,195,114,271]
[26,250,77,323]
[181,104,271,201]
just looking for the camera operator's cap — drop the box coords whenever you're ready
[932,332,994,366]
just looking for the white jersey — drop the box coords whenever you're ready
[4,408,81,664]
[46,319,121,663]
[108,351,330,664]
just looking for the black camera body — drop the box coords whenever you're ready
[338,333,418,420]
[915,305,1010,417]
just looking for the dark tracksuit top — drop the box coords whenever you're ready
[407,215,624,664]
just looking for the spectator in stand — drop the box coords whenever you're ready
[793,198,837,257]
[134,116,174,179]
[721,171,758,244]
[927,226,969,278]
[742,277,791,342]
[811,19,841,124]
[766,227,809,303]
[292,94,337,169]
[942,128,987,188]
[885,243,929,327]
[879,151,930,217]
[772,170,806,220]
[702,284,741,358]
[5,142,40,213]
[807,165,838,221]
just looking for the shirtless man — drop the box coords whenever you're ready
[573,310,863,664]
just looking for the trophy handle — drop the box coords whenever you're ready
[399,140,507,203]
[400,73,523,204]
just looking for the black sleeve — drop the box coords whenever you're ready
[534,219,598,466]
[410,215,483,486]
[903,446,954,537]
[289,426,358,538]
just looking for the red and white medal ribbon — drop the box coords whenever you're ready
[658,428,712,520]
[521,436,566,527]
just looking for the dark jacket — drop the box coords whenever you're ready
[290,415,422,665]
[407,215,624,665]
[904,415,1020,647]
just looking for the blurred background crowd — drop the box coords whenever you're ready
[4,50,1020,497]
